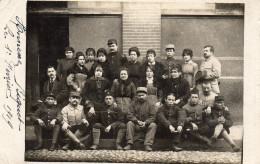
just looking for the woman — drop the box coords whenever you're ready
[111,67,136,116]
[137,66,162,110]
[181,48,198,90]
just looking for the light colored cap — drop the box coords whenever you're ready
[136,87,148,94]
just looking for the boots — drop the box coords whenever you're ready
[90,128,100,150]
[191,132,212,147]
[33,125,43,150]
[63,130,85,150]
[211,124,224,143]
[116,129,126,150]
[221,130,241,152]
[49,125,60,151]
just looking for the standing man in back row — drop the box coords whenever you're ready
[198,45,221,94]
[107,39,128,81]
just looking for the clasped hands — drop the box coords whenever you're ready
[169,125,182,133]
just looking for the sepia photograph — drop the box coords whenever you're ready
[23,0,245,163]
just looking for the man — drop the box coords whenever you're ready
[30,93,62,151]
[205,96,240,152]
[199,45,221,94]
[42,65,69,107]
[124,87,157,151]
[106,39,128,81]
[157,93,186,151]
[161,44,179,79]
[89,90,126,150]
[200,82,218,107]
[61,91,90,150]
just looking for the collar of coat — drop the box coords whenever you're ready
[90,76,106,81]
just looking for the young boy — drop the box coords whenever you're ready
[205,95,240,152]
[182,89,211,146]
[161,64,190,108]
[84,48,96,72]
[30,93,62,151]
[89,90,126,150]
[57,47,76,79]
[157,93,186,151]
[161,44,179,80]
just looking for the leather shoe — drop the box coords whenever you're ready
[232,145,241,152]
[210,135,218,144]
[33,144,43,150]
[171,145,182,152]
[62,144,70,151]
[90,144,98,150]
[116,143,123,150]
[49,144,55,151]
[124,144,132,150]
[145,145,153,151]
[77,142,86,150]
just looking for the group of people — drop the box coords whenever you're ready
[30,39,240,152]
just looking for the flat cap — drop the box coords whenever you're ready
[215,95,225,102]
[45,92,55,99]
[165,44,175,50]
[107,39,117,45]
[136,87,147,94]
[70,91,81,97]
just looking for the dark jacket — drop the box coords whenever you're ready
[124,61,142,86]
[30,104,62,124]
[205,106,233,133]
[67,63,90,78]
[81,76,111,103]
[42,76,69,104]
[160,57,179,77]
[111,79,136,99]
[107,51,128,80]
[161,76,190,104]
[157,104,186,128]
[141,61,165,81]
[127,99,156,125]
[56,58,76,78]
[90,61,112,81]
[183,103,207,125]
[92,102,125,128]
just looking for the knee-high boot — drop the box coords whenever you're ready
[116,129,126,150]
[90,128,100,150]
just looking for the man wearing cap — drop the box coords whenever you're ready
[161,44,179,80]
[124,87,157,151]
[42,65,69,108]
[157,93,186,151]
[205,95,240,152]
[107,39,128,81]
[60,91,90,150]
[88,90,127,150]
[30,93,62,151]
[199,45,221,94]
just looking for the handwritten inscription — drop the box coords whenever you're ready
[2,16,26,131]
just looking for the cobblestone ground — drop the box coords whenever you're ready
[25,149,242,163]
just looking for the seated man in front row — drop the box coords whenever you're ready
[88,90,127,150]
[205,95,240,152]
[30,93,62,151]
[61,91,90,150]
[124,87,157,151]
[157,93,186,151]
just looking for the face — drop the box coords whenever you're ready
[98,53,106,62]
[95,68,103,78]
[65,50,73,59]
[69,96,81,106]
[130,51,138,62]
[45,96,55,106]
[77,56,85,66]
[214,101,225,110]
[146,68,154,78]
[189,94,199,105]
[137,92,147,103]
[120,70,128,81]
[165,95,175,106]
[147,53,155,63]
[171,69,181,79]
[87,51,95,61]
[202,84,212,95]
[47,67,56,79]
[166,49,175,58]
[203,47,212,59]
[183,53,191,62]
[108,43,118,52]
[105,96,114,106]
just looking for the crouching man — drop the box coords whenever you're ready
[61,91,90,150]
[31,93,62,151]
[206,95,240,152]
[157,93,186,151]
[89,90,127,150]
[124,87,157,151]
[183,89,212,146]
